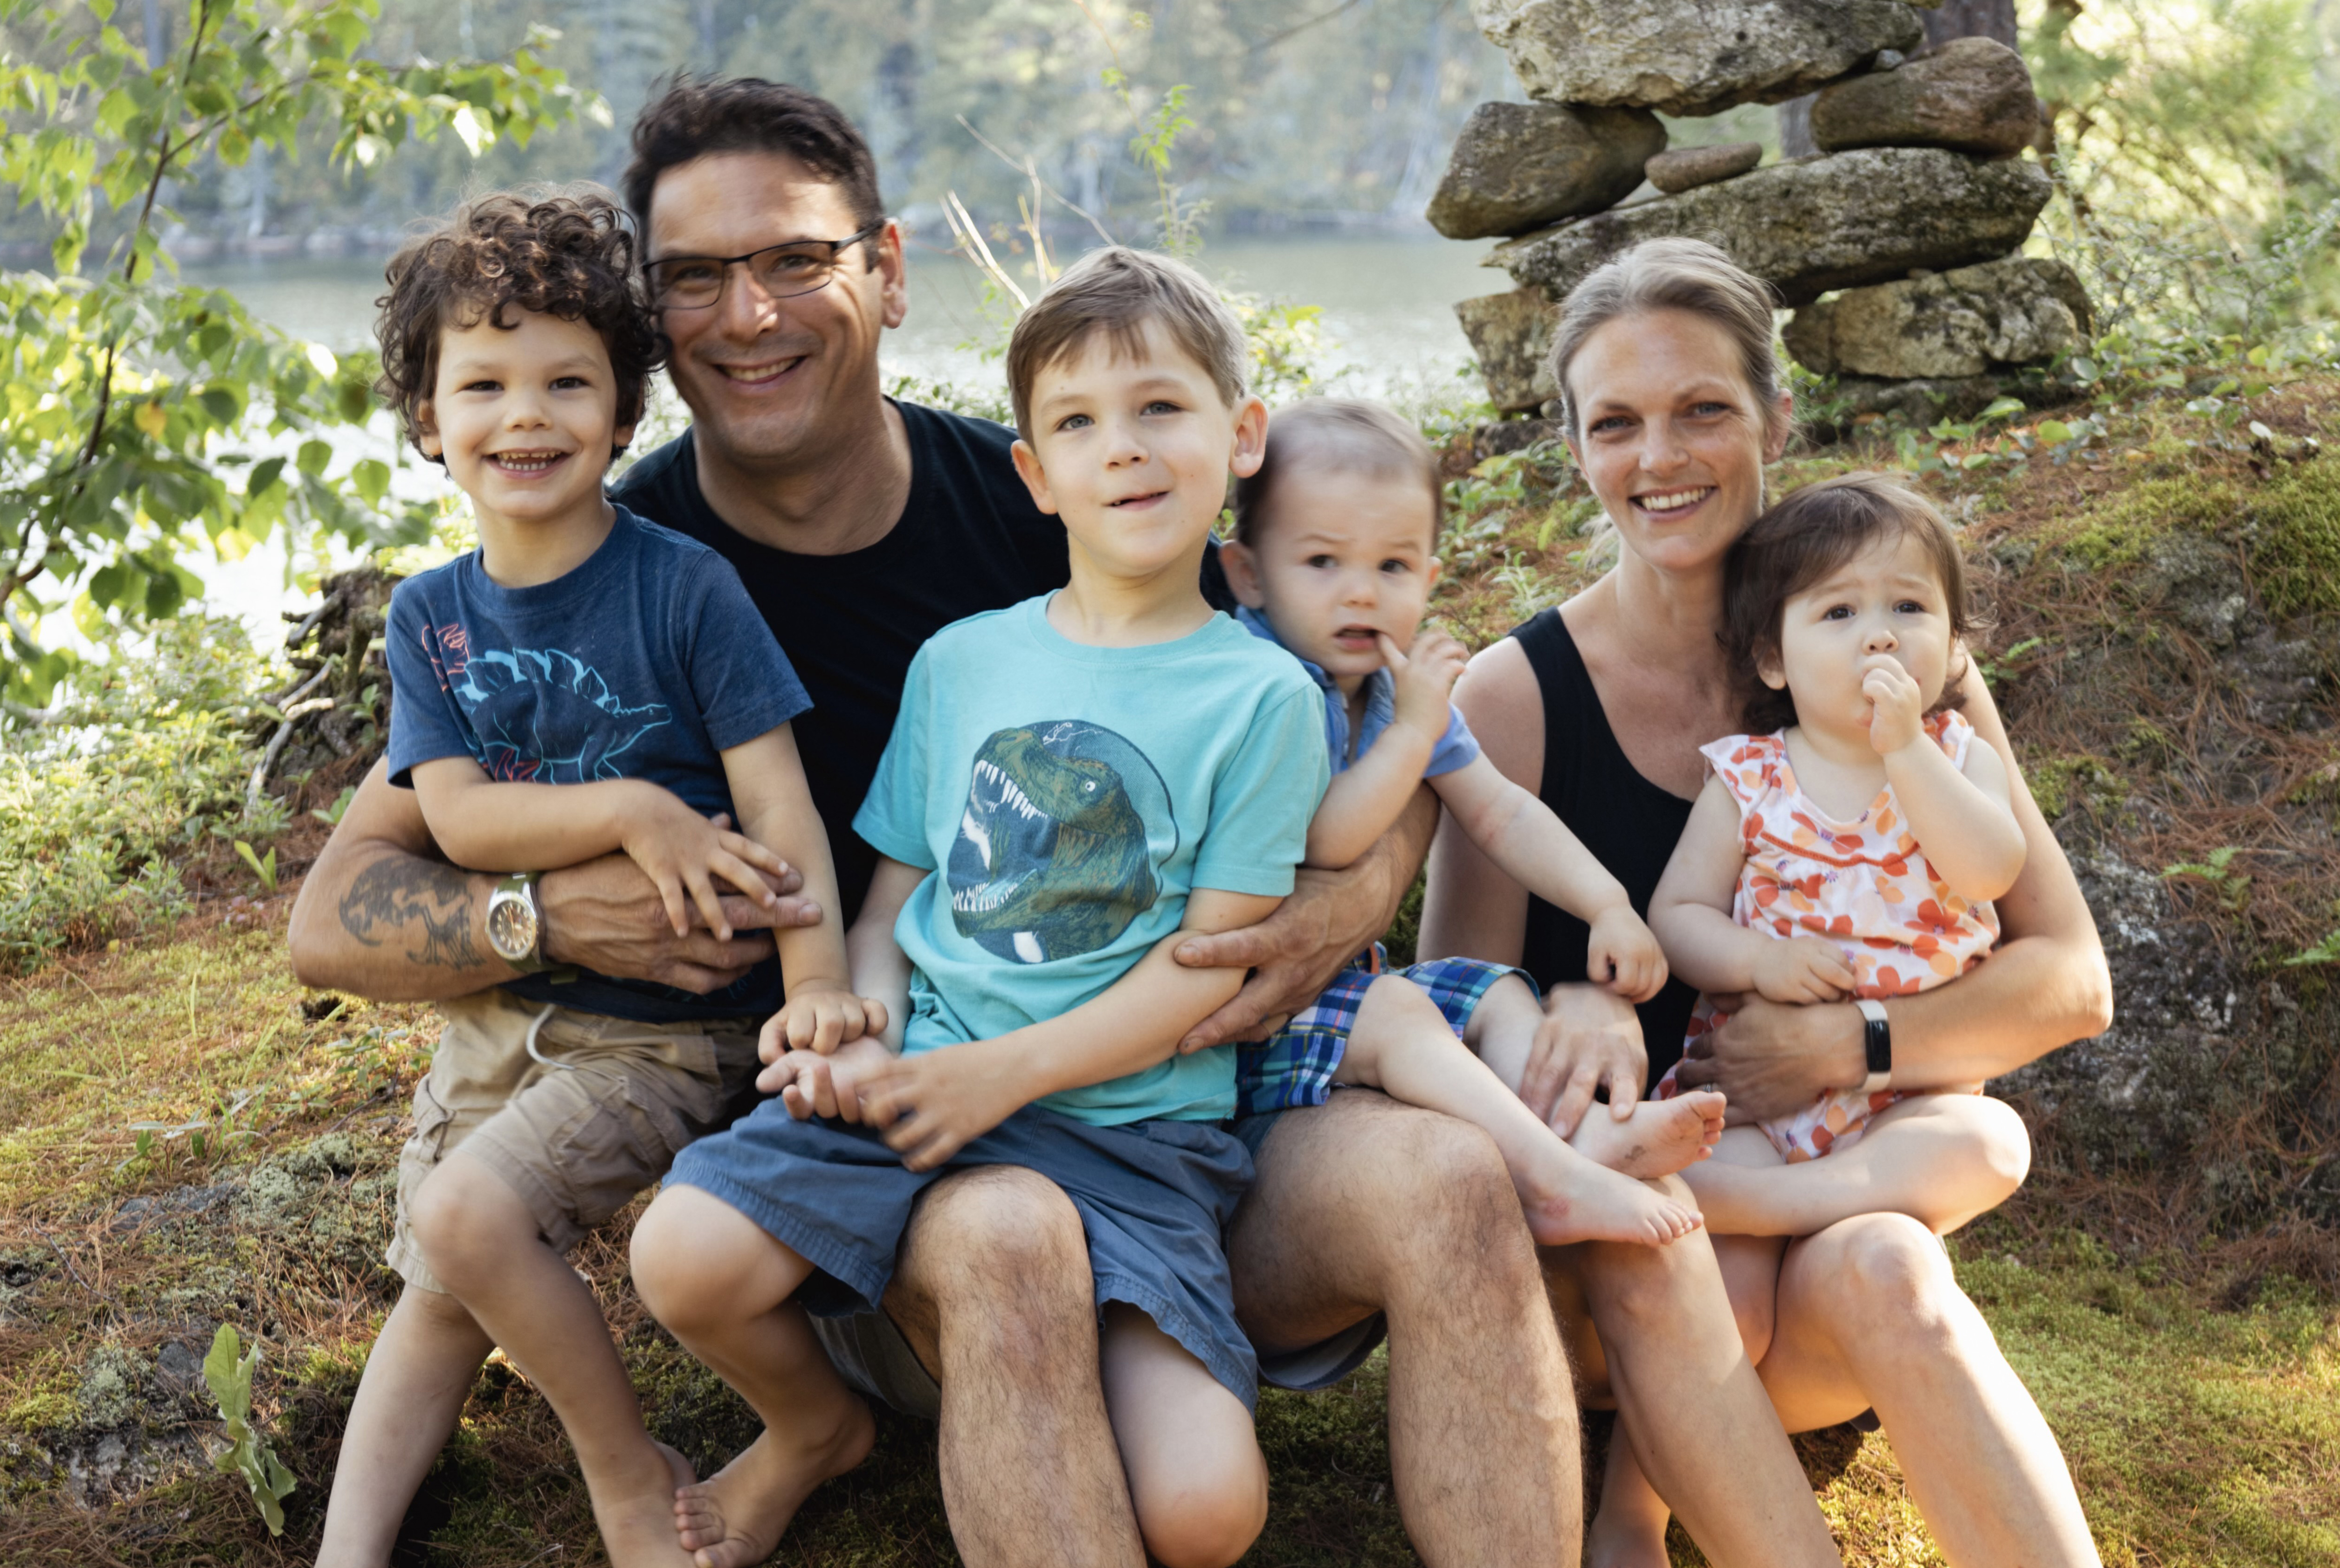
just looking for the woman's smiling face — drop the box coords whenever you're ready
[1563,307,1790,576]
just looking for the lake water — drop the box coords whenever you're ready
[177,235,1500,641]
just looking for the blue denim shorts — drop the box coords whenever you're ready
[668,1097,1260,1410]
[1235,948,1538,1116]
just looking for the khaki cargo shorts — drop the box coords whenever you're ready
[388,988,763,1294]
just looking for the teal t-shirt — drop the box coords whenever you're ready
[853,594,1330,1125]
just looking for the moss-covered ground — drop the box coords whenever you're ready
[2,377,2337,1564]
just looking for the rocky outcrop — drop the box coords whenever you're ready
[1472,0,1924,117]
[1491,146,2052,307]
[1455,289,1560,413]
[1810,36,2039,156]
[1428,103,1668,239]
[1783,256,2092,378]
[1645,141,1764,194]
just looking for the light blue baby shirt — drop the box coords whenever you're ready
[1235,606,1482,777]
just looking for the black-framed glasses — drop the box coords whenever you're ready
[645,220,885,310]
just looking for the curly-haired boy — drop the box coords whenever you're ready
[318,187,877,1568]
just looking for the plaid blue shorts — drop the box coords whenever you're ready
[1235,947,1539,1116]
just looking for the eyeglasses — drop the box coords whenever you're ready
[645,221,885,311]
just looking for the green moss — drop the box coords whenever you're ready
[3,1388,76,1434]
[2054,474,2239,571]
[2251,458,2340,616]
[2023,753,2128,819]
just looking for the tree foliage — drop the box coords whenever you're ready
[0,0,597,718]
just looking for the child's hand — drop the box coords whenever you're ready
[759,1034,894,1120]
[618,787,789,939]
[1860,654,1925,755]
[855,1043,1025,1173]
[1750,937,1858,1003]
[1380,627,1468,739]
[759,986,886,1059]
[1585,905,1669,1003]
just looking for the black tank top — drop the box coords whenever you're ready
[1511,608,1702,1082]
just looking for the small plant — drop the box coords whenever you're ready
[203,1324,296,1536]
[310,786,358,827]
[232,840,279,894]
[2162,846,2253,911]
[2281,928,2340,967]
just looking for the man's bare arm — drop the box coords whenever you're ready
[1171,785,1440,1050]
[288,760,819,1002]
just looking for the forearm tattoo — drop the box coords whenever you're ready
[338,857,487,972]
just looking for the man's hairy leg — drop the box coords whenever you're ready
[1229,1093,1580,1566]
[1550,1202,1842,1567]
[316,1285,494,1568]
[883,1167,1145,1568]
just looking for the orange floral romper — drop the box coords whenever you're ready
[1657,711,1995,1162]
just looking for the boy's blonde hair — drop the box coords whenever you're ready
[1006,246,1249,442]
[1230,398,1443,547]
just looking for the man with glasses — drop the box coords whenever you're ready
[291,75,1578,1568]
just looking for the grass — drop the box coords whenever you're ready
[3,370,2338,1562]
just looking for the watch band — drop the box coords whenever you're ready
[488,872,555,974]
[1855,997,1892,1093]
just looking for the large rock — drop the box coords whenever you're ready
[1490,145,2052,307]
[1811,36,2039,156]
[1428,102,1668,239]
[1472,0,1924,117]
[1784,256,2093,378]
[1455,289,1560,413]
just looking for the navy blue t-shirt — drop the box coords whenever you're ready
[384,505,810,1022]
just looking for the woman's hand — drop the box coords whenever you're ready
[1673,993,1867,1121]
[1517,981,1649,1137]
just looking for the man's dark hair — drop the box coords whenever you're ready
[1724,471,1981,733]
[623,76,883,241]
[373,185,661,465]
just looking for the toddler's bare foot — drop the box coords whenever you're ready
[1570,1090,1726,1180]
[657,1441,697,1492]
[1585,1492,1675,1568]
[1516,1144,1703,1247]
[591,1447,704,1568]
[672,1393,875,1568]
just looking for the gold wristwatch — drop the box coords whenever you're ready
[486,872,558,974]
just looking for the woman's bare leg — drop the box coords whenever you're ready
[1684,1096,2032,1238]
[1757,1213,2098,1567]
[1585,1134,1791,1567]
[1552,1189,1843,1568]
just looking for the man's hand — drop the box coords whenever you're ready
[1518,982,1648,1136]
[1585,905,1668,1003]
[856,1043,1027,1172]
[1749,937,1858,1004]
[1381,627,1468,739]
[1673,993,1867,1121]
[1171,865,1378,1051]
[759,986,888,1060]
[538,821,821,994]
[1862,653,1925,755]
[761,1034,895,1120]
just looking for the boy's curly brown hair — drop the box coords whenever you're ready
[374,186,662,464]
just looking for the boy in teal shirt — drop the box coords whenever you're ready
[628,247,1326,1568]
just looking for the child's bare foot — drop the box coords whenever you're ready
[672,1393,876,1568]
[592,1456,705,1568]
[1516,1145,1704,1247]
[657,1441,697,1492]
[1570,1090,1726,1180]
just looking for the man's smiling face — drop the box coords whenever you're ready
[646,149,907,469]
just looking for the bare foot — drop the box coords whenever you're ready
[594,1464,704,1568]
[672,1395,876,1568]
[1585,1499,1675,1568]
[1570,1090,1726,1180]
[1515,1143,1704,1247]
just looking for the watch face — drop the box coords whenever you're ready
[487,894,536,962]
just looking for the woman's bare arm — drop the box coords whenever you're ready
[1676,669,2114,1117]
[288,759,819,1002]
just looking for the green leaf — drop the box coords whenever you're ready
[2069,356,2098,382]
[1979,396,2027,422]
[204,1325,296,1536]
[233,840,279,893]
[352,458,391,507]
[297,439,334,477]
[2036,419,2075,446]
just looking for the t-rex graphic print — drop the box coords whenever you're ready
[431,633,671,783]
[947,720,1172,964]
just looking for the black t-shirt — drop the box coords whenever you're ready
[1510,607,1701,1083]
[610,400,1229,924]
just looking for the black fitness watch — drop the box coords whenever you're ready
[1855,997,1892,1092]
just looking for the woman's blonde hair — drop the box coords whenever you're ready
[1546,238,1788,445]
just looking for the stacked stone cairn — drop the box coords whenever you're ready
[1432,0,2092,429]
